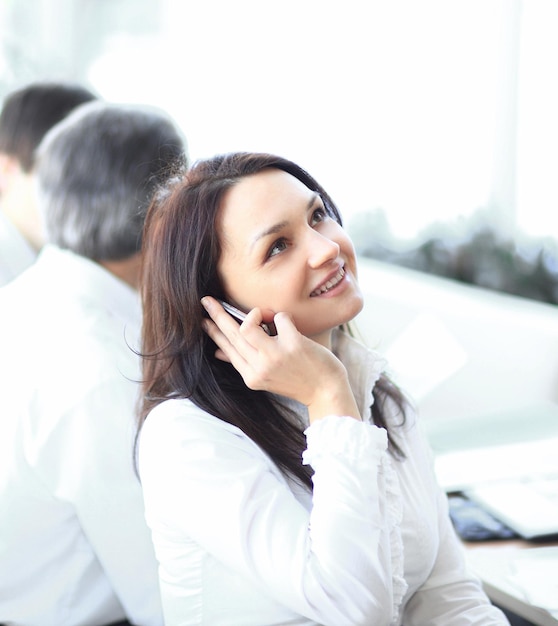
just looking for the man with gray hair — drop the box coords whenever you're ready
[0,101,187,626]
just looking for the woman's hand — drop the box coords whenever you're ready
[201,297,361,423]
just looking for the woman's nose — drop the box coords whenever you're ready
[307,230,340,268]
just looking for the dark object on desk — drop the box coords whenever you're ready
[448,493,518,541]
[466,478,558,540]
[498,607,538,626]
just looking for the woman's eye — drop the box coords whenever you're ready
[310,206,327,226]
[268,238,288,258]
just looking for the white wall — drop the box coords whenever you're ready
[354,257,558,422]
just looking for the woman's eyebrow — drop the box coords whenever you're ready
[249,193,320,250]
[250,220,289,251]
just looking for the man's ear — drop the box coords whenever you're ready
[0,153,21,195]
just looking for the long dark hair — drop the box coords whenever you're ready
[138,152,406,489]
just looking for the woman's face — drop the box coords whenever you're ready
[216,168,363,346]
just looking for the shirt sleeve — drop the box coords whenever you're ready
[139,408,404,626]
[28,377,163,626]
[400,421,510,625]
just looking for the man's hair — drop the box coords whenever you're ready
[35,101,187,261]
[0,82,97,172]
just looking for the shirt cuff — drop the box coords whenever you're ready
[302,414,388,467]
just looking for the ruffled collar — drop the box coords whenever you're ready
[331,327,387,422]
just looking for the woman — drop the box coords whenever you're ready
[137,152,508,625]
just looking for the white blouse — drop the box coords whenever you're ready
[139,330,509,626]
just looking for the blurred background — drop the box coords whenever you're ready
[1,0,557,303]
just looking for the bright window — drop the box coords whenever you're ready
[2,0,556,247]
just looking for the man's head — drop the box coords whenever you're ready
[0,82,97,250]
[0,82,97,173]
[35,101,187,280]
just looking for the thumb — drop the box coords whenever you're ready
[271,311,299,337]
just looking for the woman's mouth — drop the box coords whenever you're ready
[310,266,345,297]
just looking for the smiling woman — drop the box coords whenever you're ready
[215,168,363,345]
[135,151,509,626]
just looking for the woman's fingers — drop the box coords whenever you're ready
[203,317,255,377]
[214,348,231,363]
[201,298,297,391]
[202,297,273,343]
[201,297,348,406]
[201,297,262,364]
[271,311,297,339]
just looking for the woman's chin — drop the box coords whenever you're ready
[304,303,364,340]
[343,293,365,324]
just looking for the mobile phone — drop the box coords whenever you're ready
[218,300,275,336]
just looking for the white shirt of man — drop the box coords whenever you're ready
[0,244,162,626]
[0,211,37,286]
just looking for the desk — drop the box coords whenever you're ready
[423,403,558,624]
[464,539,558,626]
